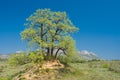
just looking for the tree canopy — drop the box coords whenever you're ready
[21,9,78,60]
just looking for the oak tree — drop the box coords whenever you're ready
[21,9,78,61]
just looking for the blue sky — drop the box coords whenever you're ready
[0,0,120,60]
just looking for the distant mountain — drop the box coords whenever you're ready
[0,50,100,60]
[78,50,100,60]
[53,49,100,60]
[0,54,10,59]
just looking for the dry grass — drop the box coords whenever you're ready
[0,60,120,80]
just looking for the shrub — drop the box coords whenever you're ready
[58,56,69,65]
[8,53,31,66]
[58,52,77,65]
[29,51,44,64]
[102,64,109,68]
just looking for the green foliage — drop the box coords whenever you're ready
[59,40,78,64]
[58,56,69,65]
[21,8,79,62]
[0,60,33,80]
[1,60,120,80]
[8,53,31,66]
[29,51,44,64]
[102,64,109,68]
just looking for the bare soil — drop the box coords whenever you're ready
[15,60,64,80]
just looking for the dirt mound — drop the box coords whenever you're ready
[15,60,64,80]
[42,60,64,69]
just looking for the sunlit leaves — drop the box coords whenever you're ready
[21,8,79,61]
[21,28,36,40]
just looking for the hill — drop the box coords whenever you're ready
[0,60,120,80]
[78,50,100,60]
[0,54,10,59]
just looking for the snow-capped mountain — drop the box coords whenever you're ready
[78,50,100,60]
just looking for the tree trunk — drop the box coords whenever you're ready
[41,24,44,55]
[55,48,60,59]
[47,48,50,56]
[51,36,54,56]
[51,47,54,56]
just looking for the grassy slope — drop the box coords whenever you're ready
[0,60,120,80]
[66,61,120,80]
[0,61,33,80]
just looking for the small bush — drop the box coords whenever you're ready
[29,51,44,64]
[58,56,69,66]
[102,64,109,68]
[8,53,31,66]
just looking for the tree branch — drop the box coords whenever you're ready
[55,48,61,59]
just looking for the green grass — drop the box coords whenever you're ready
[55,60,120,80]
[0,60,120,80]
[0,61,33,80]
